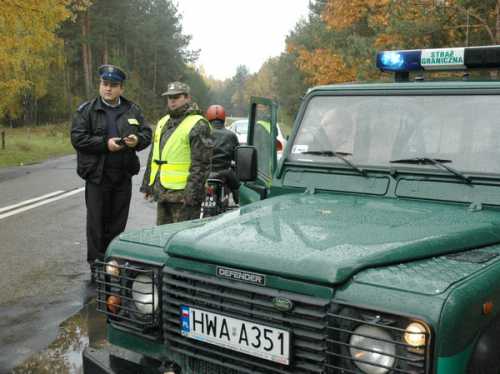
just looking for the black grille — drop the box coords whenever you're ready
[163,267,330,374]
[162,267,431,373]
[326,306,431,373]
[95,259,162,339]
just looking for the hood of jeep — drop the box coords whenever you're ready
[166,193,500,284]
[109,219,210,264]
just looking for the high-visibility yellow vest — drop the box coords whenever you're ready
[149,114,204,190]
[256,120,271,133]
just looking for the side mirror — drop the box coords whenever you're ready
[236,146,257,182]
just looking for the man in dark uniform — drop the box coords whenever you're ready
[71,64,152,277]
[141,81,213,225]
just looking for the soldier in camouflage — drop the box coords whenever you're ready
[141,82,213,225]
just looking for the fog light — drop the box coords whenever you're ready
[105,259,120,277]
[404,322,427,347]
[132,274,159,314]
[106,295,121,314]
[349,325,396,374]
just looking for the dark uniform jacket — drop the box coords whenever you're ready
[141,102,213,206]
[211,125,239,171]
[71,97,152,184]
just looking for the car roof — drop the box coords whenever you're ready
[308,80,500,94]
[232,119,248,124]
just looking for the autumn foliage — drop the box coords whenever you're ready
[3,0,500,129]
[293,47,356,85]
[0,0,206,126]
[0,0,70,119]
[285,0,500,89]
[322,0,390,31]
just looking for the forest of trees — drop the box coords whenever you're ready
[252,0,500,128]
[0,0,209,126]
[1,0,500,132]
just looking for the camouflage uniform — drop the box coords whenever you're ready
[141,101,213,225]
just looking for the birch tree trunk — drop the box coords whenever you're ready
[153,48,158,93]
[103,39,109,65]
[496,0,500,44]
[81,11,92,98]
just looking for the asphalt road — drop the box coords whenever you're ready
[0,150,154,373]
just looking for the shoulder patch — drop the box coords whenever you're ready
[131,103,142,111]
[77,101,90,113]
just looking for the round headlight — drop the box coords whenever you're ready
[404,322,427,347]
[349,325,396,374]
[105,259,120,277]
[132,274,159,314]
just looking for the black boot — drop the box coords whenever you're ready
[232,189,240,205]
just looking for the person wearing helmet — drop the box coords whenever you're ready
[206,104,240,203]
[206,105,239,171]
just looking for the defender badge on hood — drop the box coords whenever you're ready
[216,266,266,286]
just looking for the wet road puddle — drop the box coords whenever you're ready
[11,300,106,374]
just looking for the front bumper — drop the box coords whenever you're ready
[83,345,177,374]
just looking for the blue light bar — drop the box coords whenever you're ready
[376,50,422,72]
[377,45,500,73]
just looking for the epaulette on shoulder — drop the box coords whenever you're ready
[130,102,143,113]
[77,101,91,113]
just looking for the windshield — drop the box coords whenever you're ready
[289,95,500,175]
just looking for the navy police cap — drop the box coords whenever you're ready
[98,64,126,82]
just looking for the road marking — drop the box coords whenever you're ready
[0,190,65,214]
[0,187,85,220]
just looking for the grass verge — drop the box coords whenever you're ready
[0,123,75,168]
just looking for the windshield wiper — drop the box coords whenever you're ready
[300,150,368,177]
[390,157,472,184]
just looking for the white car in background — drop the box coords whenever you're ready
[228,119,249,145]
[228,119,287,158]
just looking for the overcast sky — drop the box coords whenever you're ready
[175,0,310,80]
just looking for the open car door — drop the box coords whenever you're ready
[238,97,279,205]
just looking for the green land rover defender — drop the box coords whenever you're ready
[83,46,500,374]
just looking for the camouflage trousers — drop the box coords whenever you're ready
[156,202,201,225]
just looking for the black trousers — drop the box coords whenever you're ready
[85,173,132,263]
